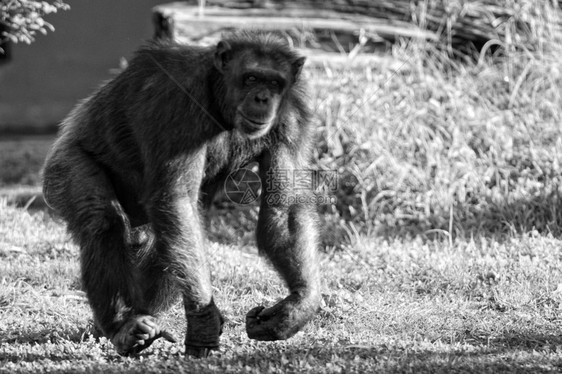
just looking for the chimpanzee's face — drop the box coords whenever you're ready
[214,41,305,139]
[231,58,287,138]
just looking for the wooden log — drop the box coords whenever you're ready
[153,3,438,45]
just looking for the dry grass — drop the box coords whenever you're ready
[309,0,562,243]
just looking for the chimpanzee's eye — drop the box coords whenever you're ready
[245,75,257,85]
[271,80,279,87]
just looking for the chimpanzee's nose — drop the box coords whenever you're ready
[254,91,269,105]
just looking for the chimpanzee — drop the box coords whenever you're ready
[42,30,320,357]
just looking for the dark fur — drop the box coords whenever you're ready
[42,30,320,357]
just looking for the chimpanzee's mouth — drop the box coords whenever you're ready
[238,111,269,128]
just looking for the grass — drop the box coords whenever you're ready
[2,200,562,373]
[309,0,562,241]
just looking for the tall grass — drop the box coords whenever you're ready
[312,0,562,243]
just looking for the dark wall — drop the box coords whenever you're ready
[0,0,167,132]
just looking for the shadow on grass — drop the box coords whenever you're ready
[2,327,562,373]
[368,189,562,243]
[218,332,562,373]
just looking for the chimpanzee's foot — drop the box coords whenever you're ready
[111,315,177,356]
[185,299,224,358]
[246,294,318,341]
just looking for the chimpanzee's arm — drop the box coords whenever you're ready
[144,152,224,356]
[246,143,321,341]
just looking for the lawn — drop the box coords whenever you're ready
[2,201,562,373]
[2,1,562,372]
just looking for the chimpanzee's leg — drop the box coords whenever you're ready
[43,145,173,356]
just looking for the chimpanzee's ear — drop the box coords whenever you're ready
[292,56,306,81]
[214,41,232,73]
